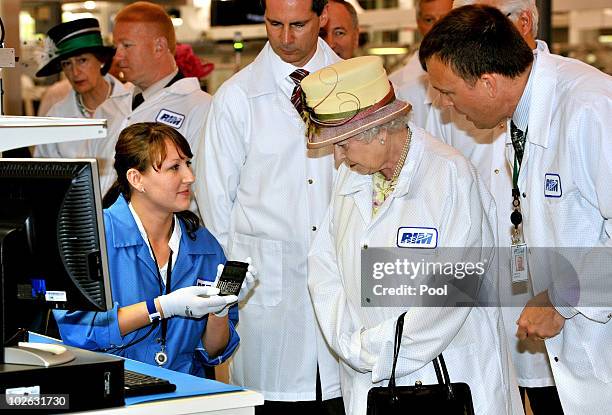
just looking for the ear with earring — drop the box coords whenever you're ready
[379,129,388,145]
[140,186,146,193]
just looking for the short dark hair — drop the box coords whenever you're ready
[419,4,533,83]
[329,0,358,28]
[262,0,328,16]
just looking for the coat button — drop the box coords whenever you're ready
[522,192,527,198]
[494,169,500,174]
[307,178,313,184]
[311,226,317,231]
[554,356,559,362]
[363,244,368,249]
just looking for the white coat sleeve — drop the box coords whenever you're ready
[33,103,63,158]
[309,204,373,374]
[549,95,612,323]
[195,84,250,252]
[309,157,497,383]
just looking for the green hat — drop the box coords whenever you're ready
[36,18,115,77]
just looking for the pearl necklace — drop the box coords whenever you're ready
[391,126,413,182]
[77,80,111,117]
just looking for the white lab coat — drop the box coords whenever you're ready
[308,125,518,415]
[507,49,612,413]
[94,77,211,196]
[34,74,126,160]
[424,41,555,391]
[388,51,425,90]
[395,75,437,129]
[196,39,342,401]
[391,51,434,129]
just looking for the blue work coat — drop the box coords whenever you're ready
[54,195,239,377]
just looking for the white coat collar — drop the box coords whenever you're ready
[246,39,339,98]
[505,45,556,150]
[112,77,201,100]
[336,125,424,224]
[106,74,129,98]
[337,124,424,199]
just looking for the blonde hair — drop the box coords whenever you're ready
[115,1,176,53]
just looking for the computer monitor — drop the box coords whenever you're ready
[210,0,264,26]
[0,159,113,366]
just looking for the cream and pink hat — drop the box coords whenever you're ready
[301,56,411,149]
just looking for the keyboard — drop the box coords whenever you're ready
[124,369,177,397]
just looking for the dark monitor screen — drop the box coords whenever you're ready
[0,159,113,353]
[210,0,265,26]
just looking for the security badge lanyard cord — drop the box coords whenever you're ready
[511,155,523,245]
[149,244,173,366]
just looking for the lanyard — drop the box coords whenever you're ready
[510,130,526,241]
[149,242,173,364]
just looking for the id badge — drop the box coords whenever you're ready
[511,243,528,283]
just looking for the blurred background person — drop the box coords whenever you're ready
[320,0,359,59]
[391,0,453,128]
[34,18,126,158]
[389,0,453,89]
[174,43,215,81]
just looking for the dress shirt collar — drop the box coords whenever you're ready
[128,202,181,273]
[270,42,326,97]
[512,54,537,133]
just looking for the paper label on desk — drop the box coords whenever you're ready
[45,291,67,302]
[6,386,40,396]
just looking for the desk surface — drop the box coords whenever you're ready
[28,333,263,415]
[70,390,263,415]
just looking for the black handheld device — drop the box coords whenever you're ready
[217,261,249,296]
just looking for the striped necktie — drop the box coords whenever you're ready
[289,69,309,114]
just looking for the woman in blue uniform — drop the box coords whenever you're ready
[55,122,252,376]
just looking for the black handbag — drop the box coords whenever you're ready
[366,312,475,415]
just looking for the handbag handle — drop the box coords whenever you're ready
[389,312,455,399]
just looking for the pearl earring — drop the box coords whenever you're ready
[379,137,385,145]
[140,186,145,193]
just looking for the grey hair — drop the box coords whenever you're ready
[352,115,410,143]
[453,0,539,36]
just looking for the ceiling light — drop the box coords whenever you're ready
[367,47,409,55]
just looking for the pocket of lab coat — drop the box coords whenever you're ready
[583,339,612,383]
[230,232,283,306]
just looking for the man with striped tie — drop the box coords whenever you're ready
[196,1,343,414]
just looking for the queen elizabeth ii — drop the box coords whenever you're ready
[304,56,519,414]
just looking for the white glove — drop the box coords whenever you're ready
[215,257,258,303]
[157,286,238,319]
